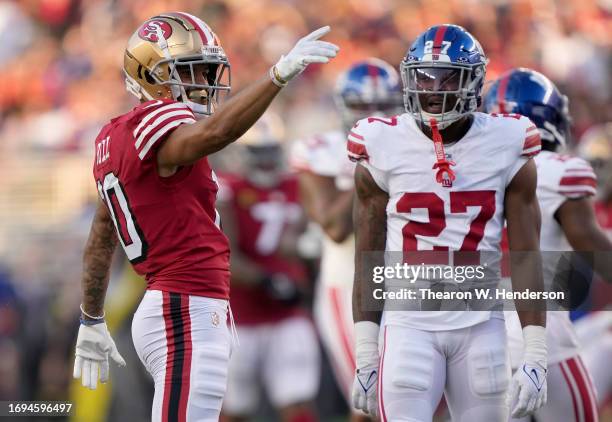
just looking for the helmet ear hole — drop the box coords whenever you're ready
[143,70,156,85]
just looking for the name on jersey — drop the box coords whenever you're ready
[96,136,110,165]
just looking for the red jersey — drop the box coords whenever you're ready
[594,200,612,302]
[219,174,308,324]
[92,99,230,299]
[595,200,612,234]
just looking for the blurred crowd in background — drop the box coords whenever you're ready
[0,0,610,420]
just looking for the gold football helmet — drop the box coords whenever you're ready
[124,12,230,116]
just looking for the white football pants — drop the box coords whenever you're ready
[379,318,510,422]
[131,290,231,422]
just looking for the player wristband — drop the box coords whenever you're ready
[522,325,547,365]
[354,321,380,365]
[79,316,105,326]
[269,65,288,88]
[80,304,105,320]
[354,321,380,348]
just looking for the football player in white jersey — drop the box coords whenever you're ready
[350,25,548,421]
[484,68,612,422]
[290,58,402,421]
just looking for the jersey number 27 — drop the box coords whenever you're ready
[398,190,496,252]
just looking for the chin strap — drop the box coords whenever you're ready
[430,118,456,188]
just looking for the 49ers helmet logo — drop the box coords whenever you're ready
[138,20,173,42]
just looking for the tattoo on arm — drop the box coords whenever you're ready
[81,201,118,317]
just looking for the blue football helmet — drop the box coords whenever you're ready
[334,58,403,131]
[483,68,571,151]
[401,24,488,129]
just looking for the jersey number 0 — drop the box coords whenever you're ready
[97,173,147,263]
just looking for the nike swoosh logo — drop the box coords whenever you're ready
[358,370,378,391]
[523,365,545,391]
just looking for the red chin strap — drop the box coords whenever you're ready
[430,118,456,187]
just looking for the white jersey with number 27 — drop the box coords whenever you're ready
[348,112,541,331]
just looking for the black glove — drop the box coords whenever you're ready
[260,273,301,305]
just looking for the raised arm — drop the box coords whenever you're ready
[298,172,353,243]
[157,26,338,169]
[157,76,281,167]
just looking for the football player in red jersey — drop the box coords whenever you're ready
[218,113,320,422]
[71,12,338,422]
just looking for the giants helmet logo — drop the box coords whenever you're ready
[138,20,173,42]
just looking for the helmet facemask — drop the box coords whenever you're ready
[149,49,231,117]
[401,62,485,130]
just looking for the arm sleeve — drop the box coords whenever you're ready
[132,100,196,162]
[347,121,388,192]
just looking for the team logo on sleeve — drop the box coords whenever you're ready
[138,20,173,42]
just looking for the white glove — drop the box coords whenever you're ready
[352,321,380,417]
[510,325,548,418]
[270,26,339,86]
[73,322,126,390]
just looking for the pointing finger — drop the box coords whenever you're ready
[302,26,331,42]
